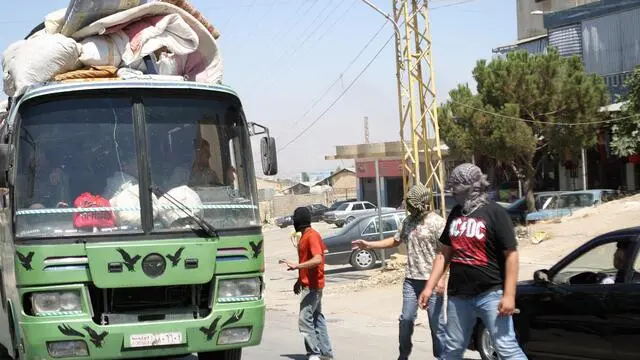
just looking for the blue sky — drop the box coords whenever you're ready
[0,0,515,179]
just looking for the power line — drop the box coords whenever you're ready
[314,0,359,43]
[287,20,389,131]
[450,100,638,126]
[246,0,338,98]
[278,33,394,153]
[253,0,356,100]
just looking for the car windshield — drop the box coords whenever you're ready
[14,92,258,238]
[546,193,595,209]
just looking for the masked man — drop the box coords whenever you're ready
[419,163,527,359]
[280,207,333,360]
[353,183,447,359]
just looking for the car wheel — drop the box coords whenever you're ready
[345,216,355,224]
[476,323,498,360]
[350,249,377,270]
[198,348,242,360]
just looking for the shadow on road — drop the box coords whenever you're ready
[280,354,307,360]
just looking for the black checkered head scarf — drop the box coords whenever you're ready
[405,183,431,218]
[448,163,490,214]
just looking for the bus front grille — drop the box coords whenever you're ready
[87,282,213,325]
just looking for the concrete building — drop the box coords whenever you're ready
[492,0,640,192]
[517,0,599,40]
[326,141,456,208]
[315,168,357,199]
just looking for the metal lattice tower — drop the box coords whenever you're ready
[392,0,445,216]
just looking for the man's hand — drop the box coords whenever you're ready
[435,277,446,295]
[498,294,516,316]
[418,287,433,310]
[278,259,298,271]
[351,239,370,250]
[293,280,302,295]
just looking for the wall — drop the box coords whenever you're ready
[517,0,599,40]
[331,171,356,191]
[581,7,640,75]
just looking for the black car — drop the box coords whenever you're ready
[470,226,640,360]
[323,211,406,270]
[274,204,329,228]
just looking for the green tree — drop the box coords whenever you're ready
[611,67,640,156]
[301,172,310,182]
[439,49,608,210]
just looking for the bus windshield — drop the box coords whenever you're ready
[14,92,259,238]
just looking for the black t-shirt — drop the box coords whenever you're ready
[439,201,517,297]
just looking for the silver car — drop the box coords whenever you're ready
[323,201,396,228]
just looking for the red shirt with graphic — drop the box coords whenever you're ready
[439,202,517,296]
[297,228,327,290]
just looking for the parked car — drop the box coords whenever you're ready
[323,201,395,227]
[505,191,564,225]
[525,189,618,223]
[469,226,640,360]
[324,211,407,270]
[329,198,357,211]
[274,203,329,228]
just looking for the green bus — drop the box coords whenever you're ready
[0,79,277,359]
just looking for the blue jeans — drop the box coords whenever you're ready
[299,288,333,358]
[441,289,527,360]
[399,278,446,359]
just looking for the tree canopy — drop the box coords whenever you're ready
[439,49,608,209]
[611,67,640,157]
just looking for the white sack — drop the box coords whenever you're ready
[119,13,199,66]
[45,8,67,34]
[157,185,203,226]
[109,183,159,227]
[60,0,157,36]
[2,34,81,98]
[79,31,129,67]
[73,2,222,83]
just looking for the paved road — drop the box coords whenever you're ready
[180,223,481,359]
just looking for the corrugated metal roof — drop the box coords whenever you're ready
[544,0,640,30]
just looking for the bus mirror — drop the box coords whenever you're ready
[260,136,278,176]
[0,144,8,187]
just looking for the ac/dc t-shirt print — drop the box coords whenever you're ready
[439,202,518,297]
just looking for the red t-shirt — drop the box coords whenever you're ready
[298,228,327,289]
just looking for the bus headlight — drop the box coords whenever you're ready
[31,291,82,316]
[217,278,261,302]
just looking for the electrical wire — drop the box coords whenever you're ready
[276,1,431,151]
[246,0,338,99]
[252,1,358,101]
[277,33,395,153]
[288,20,389,131]
[450,100,639,126]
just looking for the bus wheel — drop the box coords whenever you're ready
[198,348,242,360]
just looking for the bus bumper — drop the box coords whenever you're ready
[19,303,264,359]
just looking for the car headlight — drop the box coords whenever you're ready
[217,278,262,303]
[31,291,82,316]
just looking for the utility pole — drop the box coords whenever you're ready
[364,116,370,144]
[360,0,445,217]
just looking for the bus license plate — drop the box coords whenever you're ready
[129,332,183,348]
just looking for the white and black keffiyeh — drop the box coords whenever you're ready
[448,163,490,215]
